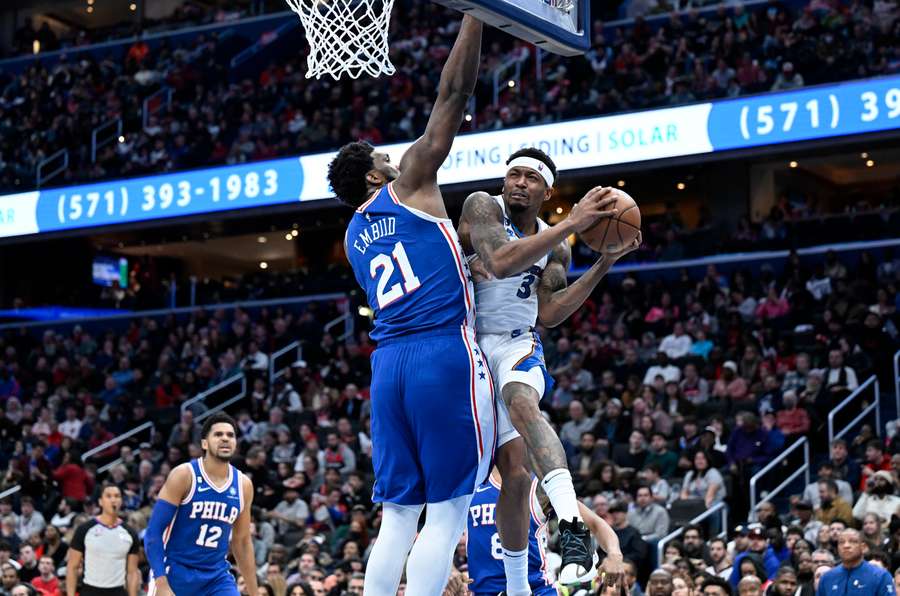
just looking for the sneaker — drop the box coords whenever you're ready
[557,518,598,585]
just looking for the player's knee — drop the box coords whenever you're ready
[504,384,541,422]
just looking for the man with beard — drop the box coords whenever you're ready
[143,413,257,596]
[816,529,893,596]
[66,484,140,596]
[706,538,733,580]
[646,569,674,596]
[853,470,900,524]
[682,525,708,567]
[814,480,853,525]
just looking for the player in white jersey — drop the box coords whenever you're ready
[458,147,640,592]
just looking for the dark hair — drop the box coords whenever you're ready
[702,575,734,595]
[327,141,375,207]
[97,481,122,502]
[201,412,238,440]
[258,584,275,596]
[635,483,653,496]
[865,549,890,566]
[818,478,838,494]
[866,439,884,453]
[684,524,705,539]
[506,147,558,187]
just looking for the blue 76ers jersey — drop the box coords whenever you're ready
[467,476,555,595]
[164,459,244,572]
[345,183,475,342]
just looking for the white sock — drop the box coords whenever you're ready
[503,547,531,596]
[363,502,423,596]
[540,468,583,523]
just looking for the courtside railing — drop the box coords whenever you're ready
[36,148,68,188]
[749,437,810,521]
[181,373,246,423]
[82,421,155,463]
[269,340,302,387]
[658,502,728,563]
[828,375,881,444]
[0,485,22,501]
[894,349,900,421]
[91,118,123,163]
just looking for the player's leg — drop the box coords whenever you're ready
[405,327,496,594]
[364,343,427,595]
[364,502,425,596]
[494,434,534,596]
[502,377,595,584]
[406,494,473,594]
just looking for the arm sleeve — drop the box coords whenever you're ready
[70,521,89,552]
[143,500,178,579]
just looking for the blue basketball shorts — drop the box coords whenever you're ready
[151,561,238,596]
[370,325,496,505]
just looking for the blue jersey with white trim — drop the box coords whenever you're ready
[164,459,243,572]
[346,183,475,342]
[466,476,553,595]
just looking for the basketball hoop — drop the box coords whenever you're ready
[284,0,396,80]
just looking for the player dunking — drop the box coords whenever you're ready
[144,413,257,596]
[328,14,494,596]
[458,148,639,590]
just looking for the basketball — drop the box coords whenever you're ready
[578,189,641,253]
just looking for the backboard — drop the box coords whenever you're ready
[432,0,590,56]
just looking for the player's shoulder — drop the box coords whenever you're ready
[461,191,503,223]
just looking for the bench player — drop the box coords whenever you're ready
[329,14,495,595]
[467,467,624,595]
[458,147,639,590]
[144,412,257,596]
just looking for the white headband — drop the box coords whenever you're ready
[507,156,555,188]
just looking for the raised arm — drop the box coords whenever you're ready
[459,188,619,279]
[395,15,482,194]
[537,232,640,327]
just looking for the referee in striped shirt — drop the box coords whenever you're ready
[66,483,140,596]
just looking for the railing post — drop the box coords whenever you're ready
[876,379,881,435]
[36,148,68,188]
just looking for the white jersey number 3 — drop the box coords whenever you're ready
[370,241,421,308]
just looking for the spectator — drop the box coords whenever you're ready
[706,537,733,580]
[775,392,810,438]
[16,545,37,583]
[640,464,671,505]
[770,62,804,91]
[614,430,649,470]
[827,440,861,489]
[823,350,858,400]
[569,431,606,489]
[560,400,595,452]
[659,323,693,360]
[860,440,892,491]
[51,451,93,502]
[643,352,681,385]
[644,432,678,478]
[680,363,709,405]
[713,361,749,403]
[627,485,670,542]
[680,450,726,508]
[14,499,44,543]
[729,526,779,587]
[30,556,59,596]
[852,471,900,524]
[609,501,650,582]
[814,479,853,525]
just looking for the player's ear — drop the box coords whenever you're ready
[543,186,553,202]
[366,169,384,185]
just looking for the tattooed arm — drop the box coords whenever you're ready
[537,232,641,328]
[459,189,617,279]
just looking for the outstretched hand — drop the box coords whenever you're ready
[598,553,626,590]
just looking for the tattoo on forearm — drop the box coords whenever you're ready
[521,417,568,476]
[461,192,507,266]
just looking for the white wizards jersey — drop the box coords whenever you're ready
[475,196,550,334]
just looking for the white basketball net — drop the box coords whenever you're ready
[284,0,396,80]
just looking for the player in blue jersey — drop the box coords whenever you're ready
[467,467,624,596]
[327,13,494,596]
[143,413,257,596]
[459,148,639,591]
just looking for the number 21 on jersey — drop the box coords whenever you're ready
[370,241,421,308]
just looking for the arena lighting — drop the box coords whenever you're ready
[87,0,93,4]
[556,207,563,214]
[617,180,625,187]
[508,80,516,88]
[677,182,686,190]
[257,236,267,243]
[86,6,93,12]
[464,114,473,122]
[130,3,137,10]
[292,223,299,229]
[259,261,268,269]
[358,306,374,317]
[284,233,292,240]
[32,40,40,54]
[866,160,875,167]
[789,161,798,168]
[291,229,299,237]
[861,152,869,159]
[118,136,125,143]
